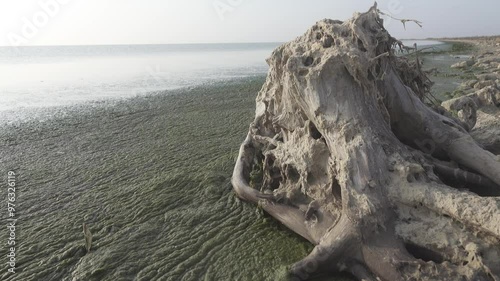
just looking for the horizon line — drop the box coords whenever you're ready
[1,34,499,48]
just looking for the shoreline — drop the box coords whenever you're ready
[1,76,324,281]
[436,36,500,99]
[414,40,475,101]
[0,75,267,127]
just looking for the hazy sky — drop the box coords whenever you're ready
[0,0,499,46]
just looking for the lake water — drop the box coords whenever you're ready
[400,39,444,47]
[0,43,279,112]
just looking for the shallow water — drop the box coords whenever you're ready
[420,42,477,101]
[0,78,355,281]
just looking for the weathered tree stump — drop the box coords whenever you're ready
[232,4,500,281]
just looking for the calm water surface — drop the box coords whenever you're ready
[0,43,279,112]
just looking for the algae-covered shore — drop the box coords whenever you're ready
[0,78,325,281]
[0,37,495,281]
[414,37,499,103]
[410,40,477,101]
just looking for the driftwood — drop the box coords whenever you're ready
[232,4,500,281]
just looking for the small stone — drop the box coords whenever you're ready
[441,96,477,130]
[451,61,468,69]
[474,80,495,90]
[465,80,478,88]
[471,86,499,106]
[475,73,500,81]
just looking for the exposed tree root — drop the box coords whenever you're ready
[389,180,500,238]
[432,162,500,196]
[231,3,500,280]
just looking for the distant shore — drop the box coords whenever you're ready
[430,35,500,46]
[432,35,500,100]
[414,36,499,101]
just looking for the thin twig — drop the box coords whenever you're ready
[377,10,423,30]
[370,52,390,61]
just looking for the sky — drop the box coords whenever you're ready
[0,0,499,46]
